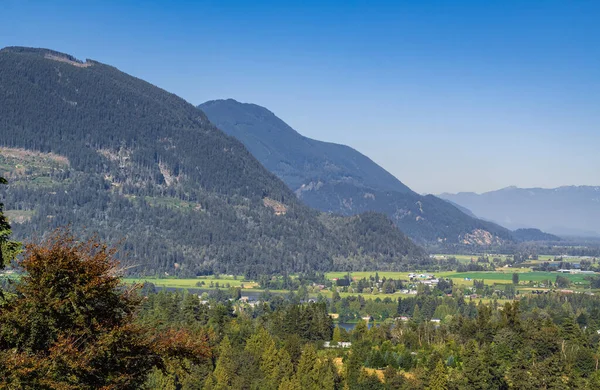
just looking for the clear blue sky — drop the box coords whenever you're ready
[1,0,598,194]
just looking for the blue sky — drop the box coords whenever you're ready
[1,0,598,193]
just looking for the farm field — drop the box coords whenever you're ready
[325,271,411,280]
[123,276,258,289]
[451,271,587,283]
[432,253,595,264]
[122,267,597,298]
[325,269,594,288]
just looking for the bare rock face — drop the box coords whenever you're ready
[461,229,504,246]
[263,198,287,215]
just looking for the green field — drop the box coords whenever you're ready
[325,269,593,287]
[122,268,596,298]
[325,271,412,280]
[123,276,258,289]
[450,271,589,284]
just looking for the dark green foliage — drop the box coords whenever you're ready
[0,176,20,267]
[0,47,427,276]
[136,280,600,389]
[512,228,561,242]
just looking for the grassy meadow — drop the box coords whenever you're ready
[123,275,258,289]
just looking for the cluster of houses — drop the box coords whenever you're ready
[408,273,440,286]
[556,269,596,275]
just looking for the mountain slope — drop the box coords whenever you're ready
[199,99,513,245]
[0,47,428,276]
[198,99,411,194]
[512,228,561,242]
[440,186,600,237]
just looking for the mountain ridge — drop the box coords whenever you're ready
[199,98,515,245]
[199,98,413,194]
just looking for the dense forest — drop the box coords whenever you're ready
[139,285,600,389]
[0,47,429,276]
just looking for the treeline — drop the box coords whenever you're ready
[138,283,600,389]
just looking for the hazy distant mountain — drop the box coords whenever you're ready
[440,186,600,237]
[199,99,514,245]
[442,199,478,219]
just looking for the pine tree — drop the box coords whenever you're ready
[315,357,339,390]
[295,344,320,390]
[260,340,293,389]
[383,366,405,389]
[412,304,423,323]
[0,177,21,268]
[353,319,369,341]
[246,326,274,361]
[332,326,342,345]
[214,336,236,390]
[429,360,448,390]
[278,377,302,390]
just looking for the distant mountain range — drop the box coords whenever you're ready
[0,46,430,276]
[440,186,600,237]
[199,99,516,245]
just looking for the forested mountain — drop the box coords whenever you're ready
[199,99,412,194]
[512,228,561,242]
[0,46,428,276]
[440,186,600,237]
[199,99,513,245]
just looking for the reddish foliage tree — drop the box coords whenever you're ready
[0,230,211,389]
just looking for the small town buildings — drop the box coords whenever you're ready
[324,341,352,348]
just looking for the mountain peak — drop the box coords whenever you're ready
[201,98,278,120]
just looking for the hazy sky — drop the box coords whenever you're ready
[1,0,599,194]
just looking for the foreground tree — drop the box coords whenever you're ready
[0,230,210,389]
[0,176,21,268]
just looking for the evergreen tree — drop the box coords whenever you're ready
[0,177,21,268]
[315,357,339,390]
[278,377,302,390]
[383,366,405,389]
[429,360,448,390]
[245,326,274,361]
[332,326,343,345]
[260,341,293,389]
[295,344,320,390]
[213,336,237,390]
